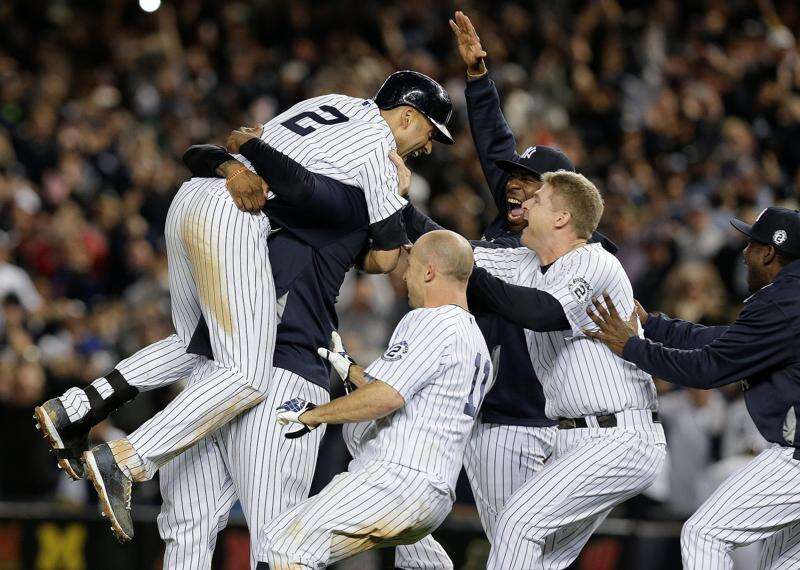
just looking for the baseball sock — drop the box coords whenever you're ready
[58,370,139,430]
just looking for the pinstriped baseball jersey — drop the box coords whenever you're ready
[473,242,657,419]
[235,94,405,224]
[357,305,493,493]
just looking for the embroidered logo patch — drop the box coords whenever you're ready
[774,230,788,245]
[520,146,537,158]
[568,277,592,304]
[382,341,409,361]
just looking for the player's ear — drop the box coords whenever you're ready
[554,209,571,230]
[424,262,436,283]
[402,107,414,129]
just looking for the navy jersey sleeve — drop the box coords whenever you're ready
[465,75,517,209]
[623,299,793,389]
[368,211,408,250]
[643,314,729,349]
[402,204,444,242]
[183,144,230,178]
[467,267,570,332]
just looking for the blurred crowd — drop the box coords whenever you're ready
[1,0,798,531]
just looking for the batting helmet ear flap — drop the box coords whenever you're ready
[375,71,454,144]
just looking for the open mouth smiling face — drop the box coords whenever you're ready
[505,173,542,225]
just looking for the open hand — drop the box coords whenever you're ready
[449,11,488,76]
[226,125,263,154]
[582,293,639,356]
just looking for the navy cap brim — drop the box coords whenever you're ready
[730,218,757,241]
[431,119,453,144]
[495,159,541,179]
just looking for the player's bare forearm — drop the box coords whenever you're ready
[300,379,404,427]
[362,247,400,274]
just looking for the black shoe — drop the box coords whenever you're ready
[33,399,89,480]
[83,443,134,542]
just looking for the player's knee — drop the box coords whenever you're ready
[681,514,716,546]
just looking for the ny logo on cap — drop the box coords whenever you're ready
[520,146,537,159]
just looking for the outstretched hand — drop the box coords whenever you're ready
[449,11,488,77]
[582,293,639,357]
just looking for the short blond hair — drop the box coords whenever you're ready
[542,170,604,238]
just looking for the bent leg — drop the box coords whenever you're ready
[681,446,800,570]
[488,429,665,570]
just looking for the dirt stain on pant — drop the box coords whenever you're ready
[181,211,234,336]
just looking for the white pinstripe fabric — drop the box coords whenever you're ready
[343,423,454,570]
[473,244,658,418]
[59,335,201,422]
[486,416,666,570]
[357,307,493,493]
[259,460,452,569]
[235,94,405,224]
[681,444,800,570]
[158,368,328,570]
[121,178,277,481]
[463,422,556,543]
[261,307,490,568]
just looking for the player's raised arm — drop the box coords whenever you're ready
[450,11,517,206]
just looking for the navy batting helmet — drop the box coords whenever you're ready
[375,71,454,144]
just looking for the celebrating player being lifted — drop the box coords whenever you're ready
[257,230,493,570]
[33,70,454,543]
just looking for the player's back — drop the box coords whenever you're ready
[357,306,493,493]
[253,94,404,224]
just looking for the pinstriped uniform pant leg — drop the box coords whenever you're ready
[487,428,666,570]
[394,535,453,570]
[681,445,800,570]
[158,435,237,570]
[463,422,555,543]
[217,369,329,568]
[259,462,452,569]
[114,335,201,392]
[125,181,277,479]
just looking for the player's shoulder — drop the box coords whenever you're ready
[566,242,623,272]
[474,245,535,263]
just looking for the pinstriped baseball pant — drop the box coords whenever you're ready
[341,423,454,570]
[259,460,453,569]
[391,422,556,569]
[122,178,277,480]
[158,367,329,570]
[681,444,800,570]
[487,412,666,569]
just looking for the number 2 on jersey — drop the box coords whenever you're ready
[281,105,349,136]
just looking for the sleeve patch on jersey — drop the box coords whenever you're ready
[381,341,409,361]
[568,277,592,304]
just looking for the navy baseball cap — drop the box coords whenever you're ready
[495,145,575,179]
[730,207,800,257]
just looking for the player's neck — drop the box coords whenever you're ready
[421,285,468,312]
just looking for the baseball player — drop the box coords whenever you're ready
[257,230,493,569]
[460,170,666,569]
[33,70,454,543]
[585,207,800,570]
[387,12,619,568]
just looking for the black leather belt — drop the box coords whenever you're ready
[557,411,661,430]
